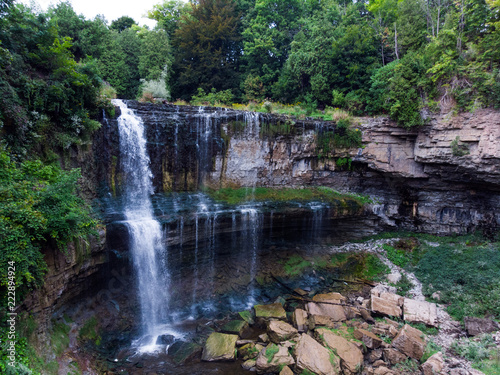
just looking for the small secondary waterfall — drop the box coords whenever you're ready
[114,99,171,347]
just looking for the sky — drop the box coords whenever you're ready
[18,0,161,28]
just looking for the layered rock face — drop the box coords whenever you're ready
[97,102,500,234]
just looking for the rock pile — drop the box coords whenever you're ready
[201,289,449,375]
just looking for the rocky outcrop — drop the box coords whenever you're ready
[98,102,500,235]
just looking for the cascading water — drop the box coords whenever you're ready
[114,99,173,350]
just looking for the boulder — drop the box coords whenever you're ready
[403,298,438,327]
[238,343,262,360]
[255,344,295,374]
[280,366,294,375]
[293,308,308,332]
[310,314,337,329]
[156,334,175,346]
[222,320,249,336]
[317,328,363,373]
[295,333,340,375]
[254,303,287,320]
[464,317,499,336]
[371,292,403,318]
[374,366,397,375]
[383,348,407,365]
[306,293,347,322]
[241,359,256,370]
[353,329,383,349]
[391,324,425,360]
[201,332,238,362]
[168,341,203,364]
[268,320,299,343]
[420,352,445,375]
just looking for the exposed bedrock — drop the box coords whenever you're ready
[96,102,500,235]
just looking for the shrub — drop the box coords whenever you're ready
[451,136,470,156]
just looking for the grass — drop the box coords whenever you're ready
[51,321,70,357]
[79,316,101,346]
[365,232,500,322]
[283,255,312,276]
[394,273,413,296]
[421,339,442,363]
[452,334,500,374]
[206,186,371,207]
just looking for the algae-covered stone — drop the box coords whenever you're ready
[222,320,249,336]
[317,328,363,373]
[168,341,202,364]
[238,343,261,360]
[255,344,295,374]
[239,310,255,325]
[254,303,287,319]
[202,332,238,362]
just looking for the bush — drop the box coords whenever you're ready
[0,149,98,304]
[191,88,233,106]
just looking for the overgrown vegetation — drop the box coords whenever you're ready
[452,334,500,375]
[207,186,371,207]
[375,232,500,322]
[0,149,98,304]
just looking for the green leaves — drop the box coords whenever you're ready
[0,149,97,303]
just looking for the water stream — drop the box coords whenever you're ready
[114,99,176,351]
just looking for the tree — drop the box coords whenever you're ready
[146,0,190,38]
[139,29,171,81]
[172,0,241,99]
[241,0,303,96]
[110,16,136,32]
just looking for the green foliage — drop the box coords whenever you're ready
[265,343,279,363]
[79,316,101,346]
[283,255,312,277]
[382,242,422,269]
[0,149,97,303]
[452,334,499,374]
[51,320,70,357]
[360,253,391,282]
[191,88,233,106]
[414,238,500,321]
[172,0,241,100]
[110,16,136,32]
[451,136,470,156]
[207,186,370,207]
[394,273,413,296]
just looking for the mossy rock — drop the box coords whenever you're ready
[239,310,255,325]
[254,303,287,320]
[168,341,203,364]
[222,320,249,335]
[202,332,239,362]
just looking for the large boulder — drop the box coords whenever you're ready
[307,293,347,322]
[464,317,500,336]
[403,298,438,327]
[255,344,295,374]
[353,329,383,349]
[371,291,403,318]
[254,303,287,320]
[294,333,340,375]
[268,320,299,343]
[293,308,308,332]
[201,332,238,362]
[382,348,407,365]
[420,352,445,375]
[391,324,426,360]
[222,320,250,336]
[317,328,363,374]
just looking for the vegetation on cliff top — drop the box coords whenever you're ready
[207,186,372,207]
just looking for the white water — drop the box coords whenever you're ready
[114,99,174,351]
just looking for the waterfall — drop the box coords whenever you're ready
[114,99,171,349]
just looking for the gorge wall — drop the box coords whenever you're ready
[97,101,500,235]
